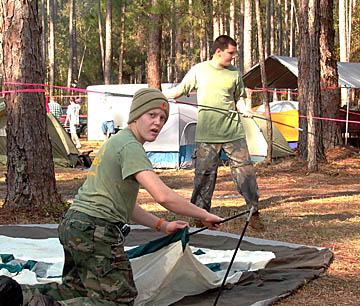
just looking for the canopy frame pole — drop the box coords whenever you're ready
[345,86,350,145]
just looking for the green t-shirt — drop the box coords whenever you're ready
[70,128,154,223]
[178,61,247,143]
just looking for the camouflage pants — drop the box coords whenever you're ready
[22,210,137,306]
[191,138,259,212]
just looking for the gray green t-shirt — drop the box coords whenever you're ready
[70,128,154,223]
[178,61,247,143]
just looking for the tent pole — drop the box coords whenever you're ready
[188,209,250,237]
[213,207,255,306]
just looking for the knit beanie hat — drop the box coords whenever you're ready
[127,88,169,124]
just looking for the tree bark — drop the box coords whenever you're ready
[204,0,213,59]
[213,0,221,39]
[229,0,236,39]
[147,0,162,89]
[104,0,112,84]
[284,0,290,55]
[170,0,176,82]
[118,0,125,84]
[290,0,296,56]
[237,1,244,73]
[67,0,78,88]
[320,0,342,149]
[41,0,47,70]
[98,0,105,75]
[277,0,283,55]
[175,0,185,82]
[255,0,273,162]
[298,0,322,171]
[243,0,252,73]
[47,0,55,96]
[0,0,62,211]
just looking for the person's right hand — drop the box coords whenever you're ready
[200,213,223,230]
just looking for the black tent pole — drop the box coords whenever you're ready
[187,209,250,237]
[213,206,255,306]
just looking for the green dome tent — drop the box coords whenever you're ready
[0,102,79,167]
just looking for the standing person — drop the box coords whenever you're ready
[64,97,81,149]
[22,88,222,306]
[101,94,115,141]
[48,99,62,122]
[164,35,264,230]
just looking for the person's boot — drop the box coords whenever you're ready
[249,211,265,231]
[28,292,61,306]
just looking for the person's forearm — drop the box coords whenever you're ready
[135,171,209,220]
[160,189,210,219]
[131,204,168,231]
[163,86,184,99]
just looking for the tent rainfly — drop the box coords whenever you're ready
[243,55,360,89]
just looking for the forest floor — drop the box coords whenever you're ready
[0,139,360,305]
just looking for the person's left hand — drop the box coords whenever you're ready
[164,220,189,234]
[240,106,254,118]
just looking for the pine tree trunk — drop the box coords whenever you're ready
[41,0,47,69]
[243,0,252,72]
[284,0,290,55]
[170,0,176,82]
[147,0,162,89]
[320,0,342,149]
[298,0,323,171]
[237,1,245,73]
[229,1,236,38]
[213,0,221,39]
[290,0,296,56]
[277,0,283,55]
[104,0,112,85]
[67,0,78,88]
[0,0,62,211]
[255,0,272,162]
[47,0,55,96]
[118,0,125,84]
[98,0,105,75]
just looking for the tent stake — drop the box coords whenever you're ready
[213,207,255,306]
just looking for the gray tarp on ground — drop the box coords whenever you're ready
[0,225,333,306]
[243,55,360,89]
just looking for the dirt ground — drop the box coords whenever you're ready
[0,140,359,305]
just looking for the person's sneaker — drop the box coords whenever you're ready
[0,275,23,306]
[29,292,61,306]
[249,212,265,231]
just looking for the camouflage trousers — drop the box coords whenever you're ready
[191,138,259,212]
[22,210,137,306]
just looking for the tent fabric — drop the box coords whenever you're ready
[0,103,79,167]
[86,84,294,167]
[143,103,198,169]
[241,116,294,162]
[253,101,299,144]
[0,225,333,306]
[243,55,360,89]
[86,84,198,169]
